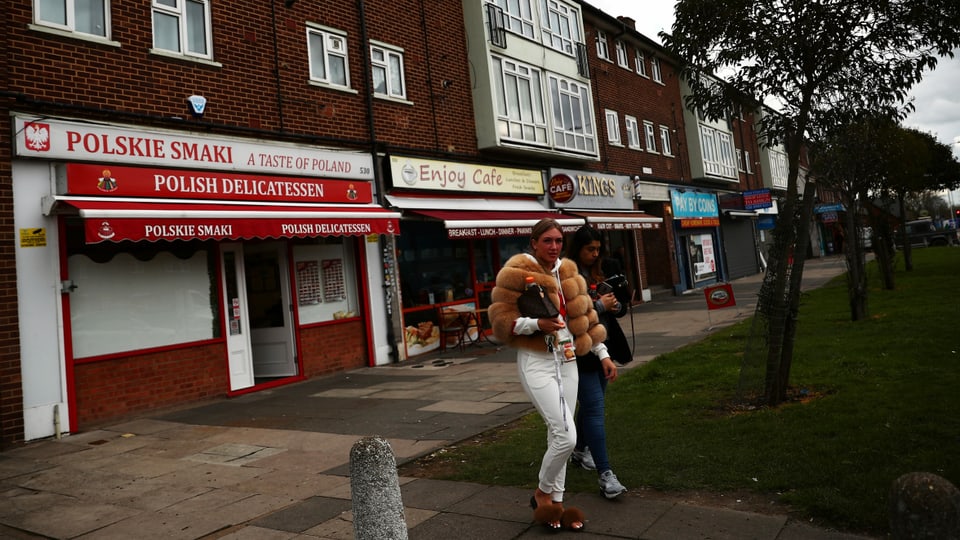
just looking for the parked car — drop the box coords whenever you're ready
[894,219,959,248]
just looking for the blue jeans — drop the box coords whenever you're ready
[574,368,610,473]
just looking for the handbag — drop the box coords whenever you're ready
[603,274,631,306]
[517,282,561,319]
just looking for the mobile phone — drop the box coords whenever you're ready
[596,282,613,295]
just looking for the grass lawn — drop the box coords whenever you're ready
[399,247,960,536]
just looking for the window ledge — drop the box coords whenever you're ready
[29,24,120,47]
[149,48,222,67]
[374,94,413,106]
[308,80,359,94]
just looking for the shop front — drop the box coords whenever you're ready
[717,189,772,280]
[13,115,398,439]
[546,169,663,303]
[669,189,723,292]
[385,156,583,359]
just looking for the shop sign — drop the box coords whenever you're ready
[86,216,397,244]
[547,168,634,210]
[704,283,736,310]
[446,223,581,239]
[61,163,373,204]
[670,190,719,219]
[19,228,47,248]
[14,115,374,180]
[743,189,773,210]
[680,217,721,228]
[389,155,544,195]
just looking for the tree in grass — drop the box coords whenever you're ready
[663,0,960,405]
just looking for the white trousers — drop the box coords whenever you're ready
[517,349,579,502]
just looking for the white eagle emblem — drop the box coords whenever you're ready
[25,123,50,151]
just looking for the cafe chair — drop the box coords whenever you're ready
[439,310,467,353]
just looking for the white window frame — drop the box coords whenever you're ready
[493,56,548,146]
[605,109,621,145]
[595,30,610,61]
[490,0,534,39]
[651,56,663,83]
[307,24,351,89]
[34,0,110,38]
[370,41,406,100]
[152,0,212,59]
[615,40,629,68]
[744,150,753,174]
[548,74,596,153]
[634,49,647,77]
[770,149,788,188]
[644,121,658,153]
[540,0,581,56]
[659,125,673,156]
[700,124,739,179]
[624,116,641,149]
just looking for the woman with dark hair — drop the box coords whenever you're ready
[566,224,629,499]
[488,218,610,531]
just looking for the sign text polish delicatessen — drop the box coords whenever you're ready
[62,163,372,204]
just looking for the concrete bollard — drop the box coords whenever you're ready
[889,471,960,539]
[350,436,408,540]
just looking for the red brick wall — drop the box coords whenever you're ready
[73,344,227,429]
[582,18,690,184]
[4,1,477,157]
[299,321,368,377]
[0,111,24,449]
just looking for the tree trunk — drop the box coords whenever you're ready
[777,181,818,402]
[844,196,867,321]
[898,192,914,271]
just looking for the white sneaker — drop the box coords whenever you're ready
[598,470,627,499]
[571,447,596,470]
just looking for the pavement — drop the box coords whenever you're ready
[0,255,881,540]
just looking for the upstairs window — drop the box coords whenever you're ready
[625,116,640,149]
[615,41,629,68]
[541,0,581,56]
[644,120,657,152]
[634,49,647,77]
[595,30,609,60]
[371,42,406,99]
[651,56,663,82]
[35,0,109,37]
[493,57,548,145]
[489,0,534,39]
[549,74,596,153]
[152,0,212,58]
[660,125,673,156]
[308,25,350,88]
[605,110,621,145]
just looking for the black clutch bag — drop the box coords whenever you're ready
[517,282,561,319]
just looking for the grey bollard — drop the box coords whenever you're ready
[350,436,408,540]
[889,471,960,540]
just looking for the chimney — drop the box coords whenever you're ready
[617,16,636,30]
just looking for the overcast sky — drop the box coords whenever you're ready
[586,0,960,161]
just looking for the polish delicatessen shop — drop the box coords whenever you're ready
[12,115,399,441]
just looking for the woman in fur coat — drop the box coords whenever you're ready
[488,218,610,531]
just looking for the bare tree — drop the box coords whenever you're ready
[664,0,960,405]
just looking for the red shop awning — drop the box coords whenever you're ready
[409,209,584,239]
[53,199,401,243]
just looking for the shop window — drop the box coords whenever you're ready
[65,219,219,359]
[293,237,359,324]
[397,222,474,308]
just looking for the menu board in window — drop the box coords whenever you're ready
[322,258,346,302]
[296,260,321,305]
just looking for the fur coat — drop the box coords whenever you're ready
[488,253,606,355]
